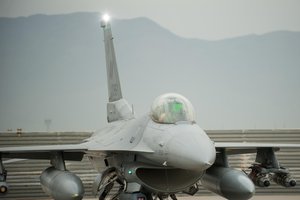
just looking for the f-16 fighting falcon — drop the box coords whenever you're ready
[0,14,299,200]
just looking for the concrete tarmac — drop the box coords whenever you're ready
[178,196,300,200]
[82,195,300,200]
[5,195,299,200]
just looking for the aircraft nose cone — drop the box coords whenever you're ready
[165,124,216,171]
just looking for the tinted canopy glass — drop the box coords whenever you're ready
[150,93,195,124]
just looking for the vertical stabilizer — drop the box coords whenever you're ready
[101,15,134,122]
[101,18,122,102]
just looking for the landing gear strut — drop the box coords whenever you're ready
[93,168,180,200]
[93,169,125,200]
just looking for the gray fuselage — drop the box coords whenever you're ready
[85,113,216,193]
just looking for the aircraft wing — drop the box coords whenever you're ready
[0,140,154,161]
[0,143,88,161]
[215,142,300,155]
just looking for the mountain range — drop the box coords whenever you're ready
[1,12,300,131]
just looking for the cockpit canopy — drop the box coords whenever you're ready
[150,93,196,124]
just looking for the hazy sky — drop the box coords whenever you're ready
[1,0,300,131]
[1,0,300,40]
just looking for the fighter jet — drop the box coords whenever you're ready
[0,14,299,200]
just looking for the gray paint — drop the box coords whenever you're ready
[40,167,84,200]
[102,18,133,123]
[201,166,255,200]
[1,130,300,199]
[102,21,123,102]
[0,15,300,200]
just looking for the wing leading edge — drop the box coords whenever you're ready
[0,141,154,161]
[215,142,300,155]
[0,143,88,161]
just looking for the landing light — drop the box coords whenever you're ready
[102,14,110,23]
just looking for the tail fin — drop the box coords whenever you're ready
[101,19,122,102]
[101,16,134,122]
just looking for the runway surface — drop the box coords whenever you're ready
[178,196,300,200]
[81,196,300,200]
